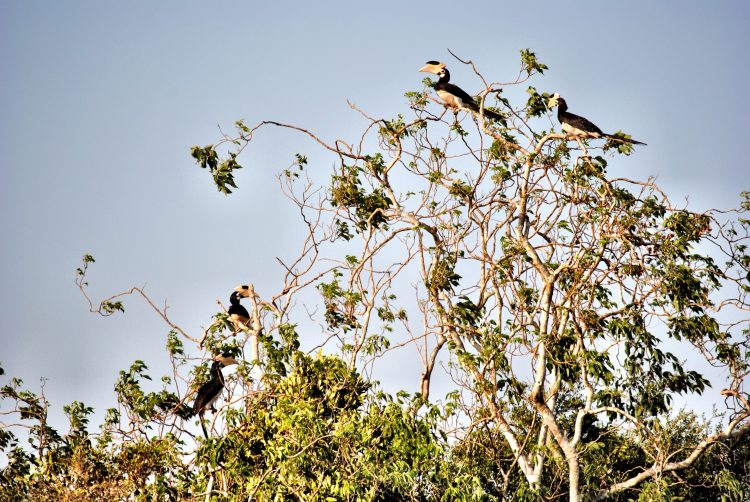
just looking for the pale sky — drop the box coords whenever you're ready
[1,1,748,433]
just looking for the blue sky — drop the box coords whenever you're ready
[1,1,748,433]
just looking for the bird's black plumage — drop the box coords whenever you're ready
[192,353,238,438]
[551,94,646,146]
[192,360,226,416]
[555,96,604,136]
[420,62,504,123]
[228,290,250,329]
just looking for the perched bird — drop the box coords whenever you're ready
[547,93,646,145]
[419,61,504,122]
[229,285,251,331]
[192,353,238,437]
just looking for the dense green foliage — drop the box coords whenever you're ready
[2,357,748,500]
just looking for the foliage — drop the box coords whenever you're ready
[3,49,750,501]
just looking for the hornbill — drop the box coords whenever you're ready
[229,285,251,331]
[419,61,504,122]
[192,353,238,438]
[547,93,646,146]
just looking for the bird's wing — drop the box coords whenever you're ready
[441,83,479,112]
[229,304,250,318]
[192,379,223,414]
[562,112,604,136]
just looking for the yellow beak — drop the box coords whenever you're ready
[216,355,239,366]
[235,284,251,297]
[419,63,445,74]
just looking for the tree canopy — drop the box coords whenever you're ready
[2,50,749,501]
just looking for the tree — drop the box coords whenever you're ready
[2,50,749,501]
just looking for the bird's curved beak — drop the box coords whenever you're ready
[547,93,559,108]
[419,63,444,74]
[214,353,239,366]
[235,284,251,298]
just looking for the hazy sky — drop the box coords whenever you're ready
[1,1,748,433]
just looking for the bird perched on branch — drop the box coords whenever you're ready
[229,285,251,331]
[419,61,504,123]
[547,93,646,146]
[192,353,238,438]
